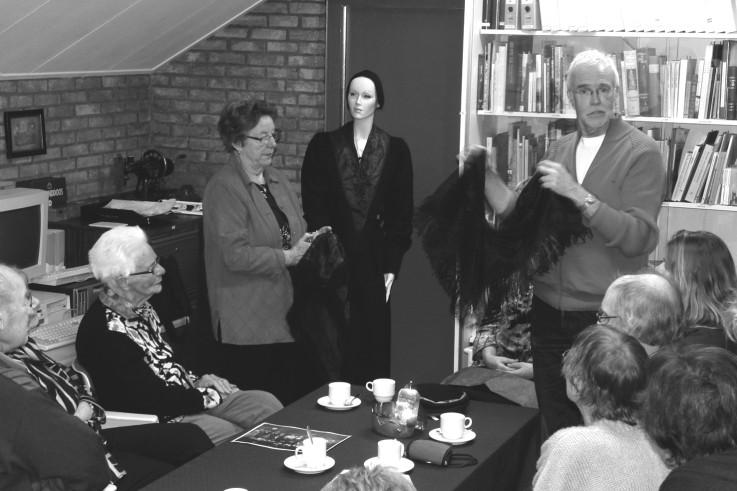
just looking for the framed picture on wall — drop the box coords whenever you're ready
[4,109,47,159]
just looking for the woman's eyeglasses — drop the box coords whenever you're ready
[244,129,282,145]
[129,256,160,277]
[596,309,619,325]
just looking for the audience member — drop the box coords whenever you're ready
[662,229,737,351]
[76,226,283,445]
[204,99,327,404]
[0,264,212,490]
[641,345,737,490]
[598,272,683,354]
[483,49,665,435]
[532,325,669,490]
[320,465,416,491]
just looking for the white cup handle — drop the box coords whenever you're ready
[365,381,374,391]
[464,417,473,428]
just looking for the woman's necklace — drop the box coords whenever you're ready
[354,133,367,159]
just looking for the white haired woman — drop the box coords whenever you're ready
[75,225,283,445]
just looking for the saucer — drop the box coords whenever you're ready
[284,455,335,475]
[317,395,361,411]
[429,428,477,445]
[363,456,415,473]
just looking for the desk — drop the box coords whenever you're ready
[143,386,539,491]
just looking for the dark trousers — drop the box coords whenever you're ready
[530,296,597,439]
[104,422,212,490]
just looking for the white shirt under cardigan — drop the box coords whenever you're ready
[533,419,670,491]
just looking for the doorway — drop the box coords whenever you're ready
[326,0,464,384]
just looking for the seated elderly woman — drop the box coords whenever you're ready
[532,325,669,490]
[0,263,212,490]
[642,345,737,490]
[598,272,684,354]
[75,226,283,445]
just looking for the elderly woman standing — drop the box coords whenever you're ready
[301,70,414,383]
[75,226,282,445]
[204,99,321,404]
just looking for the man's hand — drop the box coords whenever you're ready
[196,374,238,395]
[537,160,588,205]
[506,361,534,380]
[480,346,516,372]
[74,401,95,423]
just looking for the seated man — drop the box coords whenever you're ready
[642,345,737,490]
[76,226,283,445]
[532,325,669,490]
[598,272,684,354]
[0,372,110,491]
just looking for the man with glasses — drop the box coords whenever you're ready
[599,273,684,355]
[484,49,665,437]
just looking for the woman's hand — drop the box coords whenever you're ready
[505,361,534,380]
[74,401,95,423]
[196,374,238,395]
[284,233,315,266]
[480,346,516,372]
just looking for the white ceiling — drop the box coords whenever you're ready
[0,0,263,78]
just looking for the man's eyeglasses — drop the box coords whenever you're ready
[596,309,619,325]
[574,86,613,99]
[244,129,282,145]
[129,256,160,277]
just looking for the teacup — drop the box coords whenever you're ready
[440,412,473,440]
[365,378,396,403]
[328,381,352,406]
[294,437,327,468]
[377,438,404,468]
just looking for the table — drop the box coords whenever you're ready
[142,385,540,491]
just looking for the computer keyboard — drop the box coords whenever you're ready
[32,264,94,286]
[32,315,83,350]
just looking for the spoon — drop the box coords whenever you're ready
[306,425,314,444]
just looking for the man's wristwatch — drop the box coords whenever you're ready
[579,192,597,211]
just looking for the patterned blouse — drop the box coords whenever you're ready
[254,182,292,250]
[99,294,222,411]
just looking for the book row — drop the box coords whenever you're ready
[485,122,737,207]
[477,38,737,121]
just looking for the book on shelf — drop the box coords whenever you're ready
[666,127,690,200]
[672,130,719,201]
[504,0,520,30]
[520,0,539,30]
[504,36,533,112]
[648,55,663,118]
[721,167,737,205]
[636,48,655,116]
[702,132,734,204]
[684,132,722,202]
[727,39,737,120]
[622,50,640,116]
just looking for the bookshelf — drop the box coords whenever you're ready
[458,0,737,352]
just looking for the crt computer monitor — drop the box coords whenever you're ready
[0,187,49,281]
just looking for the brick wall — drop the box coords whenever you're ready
[151,0,327,197]
[0,0,327,204]
[0,76,151,202]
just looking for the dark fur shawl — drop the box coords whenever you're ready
[415,149,591,313]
